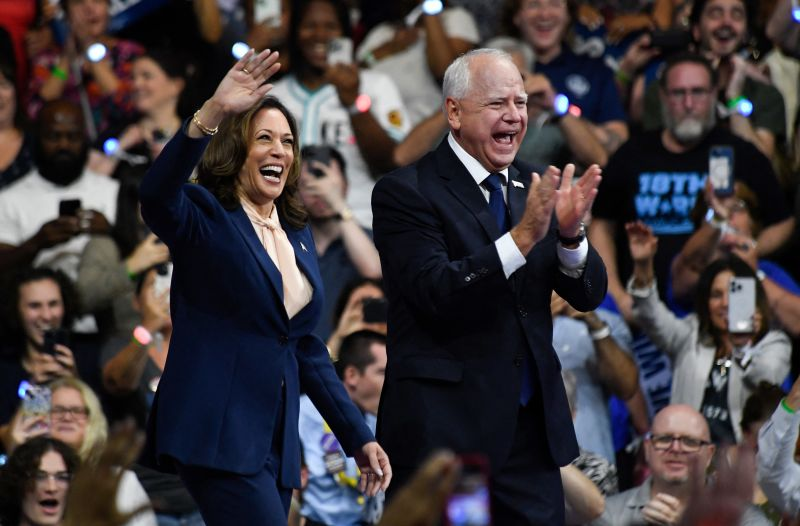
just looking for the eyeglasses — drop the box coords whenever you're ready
[666,87,713,101]
[50,405,90,420]
[646,432,713,453]
[34,470,71,487]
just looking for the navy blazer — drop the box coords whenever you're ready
[372,139,607,474]
[139,130,373,487]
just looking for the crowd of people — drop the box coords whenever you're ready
[2,0,800,524]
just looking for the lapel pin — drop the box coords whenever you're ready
[512,180,524,189]
[300,242,308,252]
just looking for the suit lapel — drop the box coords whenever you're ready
[434,142,501,240]
[230,206,285,303]
[507,164,528,227]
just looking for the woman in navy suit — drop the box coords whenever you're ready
[138,49,391,525]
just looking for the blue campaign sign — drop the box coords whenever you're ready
[108,0,170,33]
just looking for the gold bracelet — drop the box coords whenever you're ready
[192,110,219,136]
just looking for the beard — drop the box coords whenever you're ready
[662,103,717,146]
[36,145,89,186]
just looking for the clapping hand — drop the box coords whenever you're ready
[625,221,658,265]
[555,163,601,240]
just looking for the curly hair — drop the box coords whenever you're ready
[0,267,80,357]
[195,97,307,229]
[0,437,79,526]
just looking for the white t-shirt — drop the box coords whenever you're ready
[0,169,119,280]
[356,7,480,126]
[271,70,410,227]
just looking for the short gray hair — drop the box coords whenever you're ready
[442,48,516,101]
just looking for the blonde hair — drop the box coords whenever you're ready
[49,377,108,465]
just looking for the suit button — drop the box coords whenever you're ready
[279,335,289,345]
[518,305,527,317]
[465,276,472,282]
[513,356,523,367]
[478,268,488,275]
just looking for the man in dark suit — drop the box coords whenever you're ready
[372,48,607,525]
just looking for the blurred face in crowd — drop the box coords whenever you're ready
[660,62,716,146]
[238,108,295,211]
[298,157,346,219]
[21,450,70,526]
[345,342,387,415]
[693,0,747,59]
[66,0,110,44]
[297,0,343,72]
[513,0,569,62]
[131,57,185,115]
[645,405,715,486]
[49,387,89,450]
[36,102,89,186]
[0,71,15,129]
[19,278,64,349]
[447,55,528,173]
[708,269,734,332]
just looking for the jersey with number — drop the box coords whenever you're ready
[271,71,410,227]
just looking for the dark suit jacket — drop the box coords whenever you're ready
[372,139,607,475]
[139,130,373,487]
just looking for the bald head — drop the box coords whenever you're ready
[35,100,88,186]
[652,404,711,441]
[645,404,715,488]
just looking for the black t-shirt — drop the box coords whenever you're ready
[700,360,736,445]
[593,127,790,298]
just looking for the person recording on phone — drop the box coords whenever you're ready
[0,267,79,455]
[589,52,793,322]
[270,0,411,226]
[138,48,390,525]
[298,145,382,339]
[670,181,800,337]
[625,221,790,445]
[0,99,119,279]
[299,330,387,526]
[326,278,387,360]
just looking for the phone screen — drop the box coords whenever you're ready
[328,37,353,66]
[445,456,491,526]
[709,146,735,197]
[42,328,70,356]
[303,145,332,178]
[728,276,756,334]
[59,199,82,217]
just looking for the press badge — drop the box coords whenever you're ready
[324,451,347,474]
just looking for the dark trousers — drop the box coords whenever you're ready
[386,400,564,526]
[176,385,292,525]
[490,401,564,526]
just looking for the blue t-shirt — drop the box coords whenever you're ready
[534,48,627,124]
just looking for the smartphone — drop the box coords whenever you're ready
[328,37,353,66]
[445,455,492,526]
[709,146,735,197]
[21,384,52,419]
[648,29,692,52]
[728,276,756,334]
[42,328,70,356]
[303,145,332,178]
[153,262,173,301]
[59,198,81,217]
[362,297,388,324]
[254,0,282,26]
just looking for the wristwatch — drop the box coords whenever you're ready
[557,222,586,245]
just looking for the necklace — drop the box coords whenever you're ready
[715,357,733,377]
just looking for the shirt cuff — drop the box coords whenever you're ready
[496,232,527,279]
[557,238,588,278]
[626,275,657,298]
